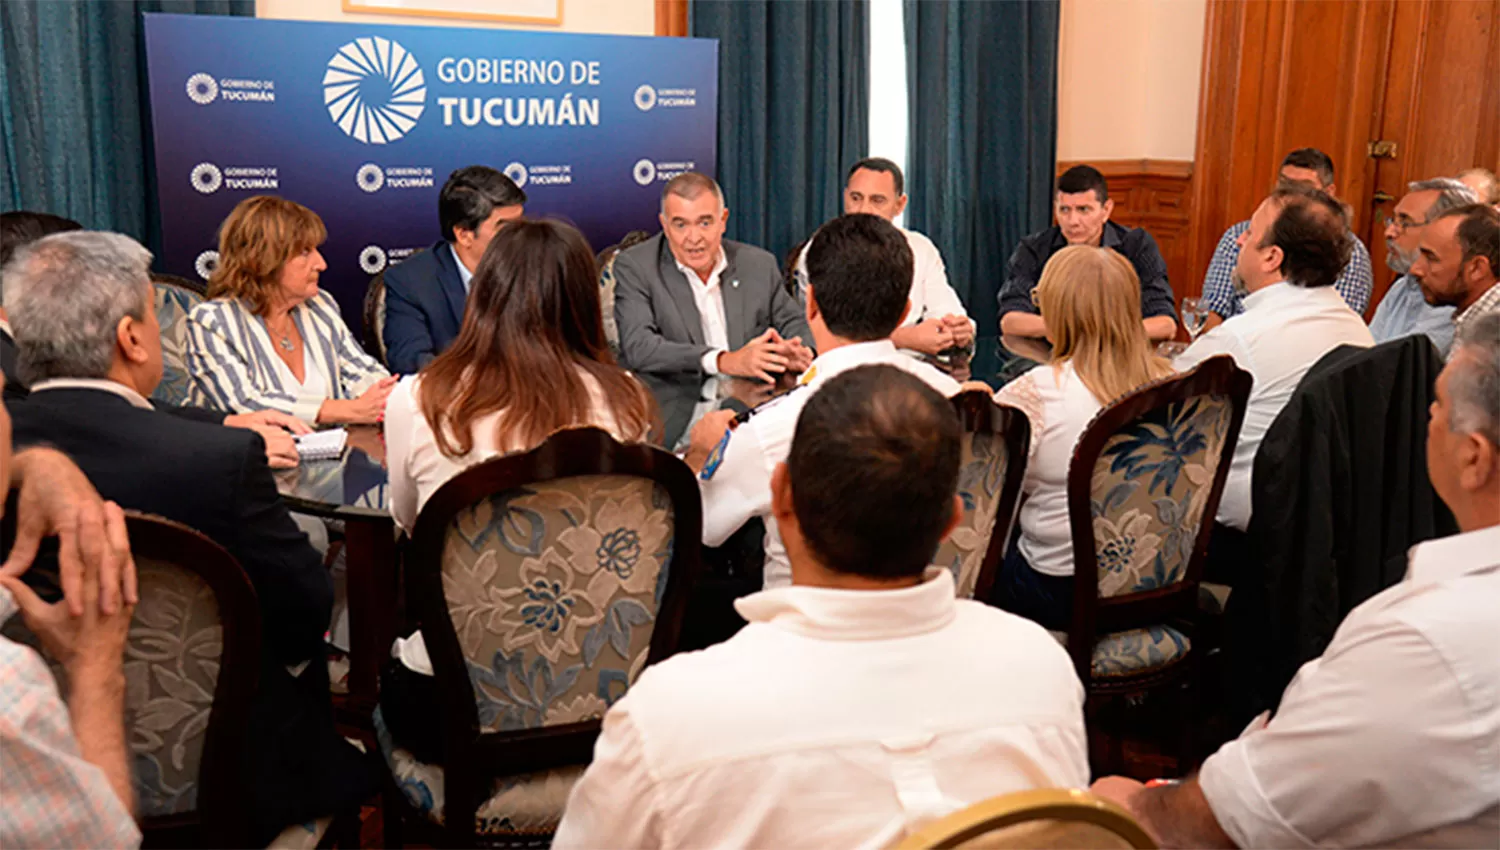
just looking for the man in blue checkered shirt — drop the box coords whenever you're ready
[1201,148,1373,330]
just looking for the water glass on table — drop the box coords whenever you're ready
[1180,296,1209,342]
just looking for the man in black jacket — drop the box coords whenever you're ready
[4,230,373,843]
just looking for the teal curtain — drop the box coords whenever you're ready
[905,0,1059,381]
[1,0,252,248]
[691,0,868,264]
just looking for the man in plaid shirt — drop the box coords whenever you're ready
[1200,148,1373,330]
[0,391,141,849]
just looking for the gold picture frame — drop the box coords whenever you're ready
[342,0,564,27]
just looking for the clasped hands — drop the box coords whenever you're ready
[893,314,974,356]
[716,328,814,383]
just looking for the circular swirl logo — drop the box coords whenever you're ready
[190,162,222,194]
[356,163,385,193]
[323,37,427,145]
[194,250,220,281]
[632,159,656,187]
[633,84,657,112]
[359,245,388,275]
[503,161,528,188]
[186,73,218,105]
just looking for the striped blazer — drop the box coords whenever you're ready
[185,290,390,423]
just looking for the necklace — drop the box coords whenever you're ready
[277,335,294,352]
[266,317,296,352]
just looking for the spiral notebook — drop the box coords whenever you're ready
[295,428,348,462]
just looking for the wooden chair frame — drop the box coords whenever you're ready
[150,271,208,297]
[389,427,705,848]
[361,272,387,368]
[893,788,1157,850]
[1063,355,1250,692]
[949,390,1030,602]
[124,512,263,850]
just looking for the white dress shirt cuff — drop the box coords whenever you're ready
[1198,719,1318,850]
[701,349,724,376]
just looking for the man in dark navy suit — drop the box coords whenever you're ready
[382,166,526,372]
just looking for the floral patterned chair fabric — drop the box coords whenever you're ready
[152,281,205,407]
[933,430,1008,599]
[1070,393,1234,679]
[599,250,621,355]
[125,559,224,817]
[379,473,677,838]
[362,273,387,367]
[1088,394,1235,599]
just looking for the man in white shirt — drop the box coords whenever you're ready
[839,157,974,355]
[1092,312,1500,849]
[554,365,1089,850]
[684,213,962,589]
[1175,184,1374,532]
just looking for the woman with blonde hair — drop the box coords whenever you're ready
[185,195,394,425]
[994,245,1176,628]
[380,218,656,760]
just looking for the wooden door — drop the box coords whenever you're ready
[1189,0,1500,314]
[1365,0,1500,306]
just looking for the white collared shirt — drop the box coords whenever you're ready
[29,378,155,410]
[1174,282,1373,530]
[448,243,474,293]
[553,569,1089,850]
[673,251,730,375]
[698,339,962,589]
[1199,524,1500,849]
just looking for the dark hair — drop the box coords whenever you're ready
[418,219,656,456]
[1260,184,1351,288]
[1281,148,1336,186]
[1432,203,1500,277]
[805,213,913,340]
[1057,165,1109,203]
[787,365,961,578]
[1,211,83,270]
[439,166,527,243]
[847,157,905,197]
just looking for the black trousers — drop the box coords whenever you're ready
[379,657,445,765]
[990,540,1075,631]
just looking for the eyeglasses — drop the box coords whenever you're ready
[1390,215,1423,233]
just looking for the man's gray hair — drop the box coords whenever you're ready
[1449,311,1500,448]
[3,231,153,382]
[659,172,725,216]
[1407,177,1478,221]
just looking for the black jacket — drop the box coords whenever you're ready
[1228,336,1458,721]
[9,387,373,841]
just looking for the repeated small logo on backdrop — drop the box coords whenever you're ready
[633,84,657,112]
[195,250,220,281]
[190,162,278,194]
[359,244,422,275]
[355,163,434,192]
[503,162,529,188]
[506,161,573,189]
[185,71,275,105]
[324,37,427,145]
[633,158,696,186]
[634,83,697,111]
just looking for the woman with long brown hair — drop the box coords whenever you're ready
[993,245,1176,628]
[380,218,656,759]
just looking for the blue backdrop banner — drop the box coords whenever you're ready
[143,13,717,326]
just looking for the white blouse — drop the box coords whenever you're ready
[994,362,1105,577]
[383,369,645,675]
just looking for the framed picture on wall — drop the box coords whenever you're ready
[342,0,563,26]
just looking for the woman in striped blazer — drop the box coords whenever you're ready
[185,196,395,425]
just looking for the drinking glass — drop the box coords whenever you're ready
[1180,296,1208,342]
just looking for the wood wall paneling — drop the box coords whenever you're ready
[1057,160,1195,306]
[655,0,687,36]
[1191,0,1500,316]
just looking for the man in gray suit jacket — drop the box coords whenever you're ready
[614,173,812,389]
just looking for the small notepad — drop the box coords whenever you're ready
[295,428,347,462]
